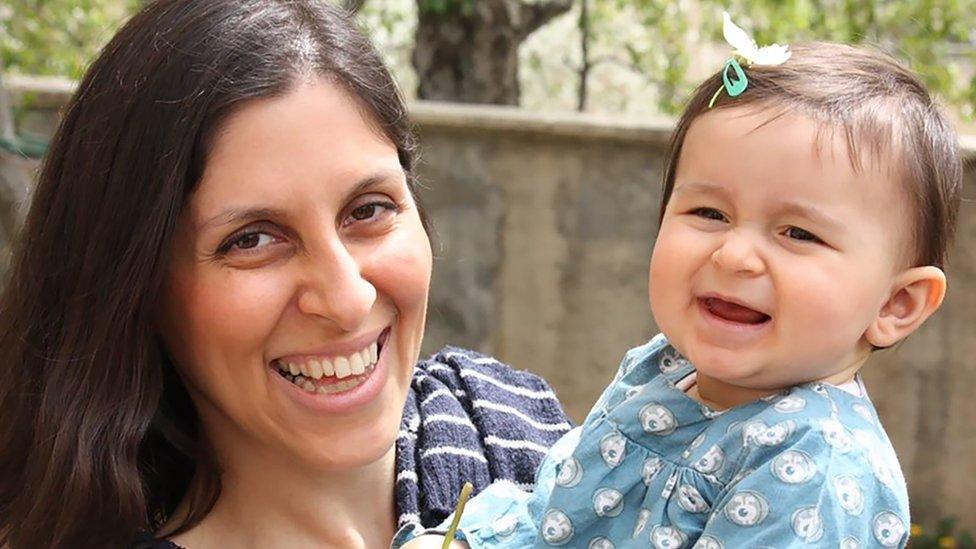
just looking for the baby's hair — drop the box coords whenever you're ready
[661,42,962,270]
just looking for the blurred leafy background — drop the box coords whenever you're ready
[1,1,142,78]
[2,0,974,126]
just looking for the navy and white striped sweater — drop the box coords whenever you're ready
[394,347,573,530]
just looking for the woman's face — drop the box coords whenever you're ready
[158,79,432,471]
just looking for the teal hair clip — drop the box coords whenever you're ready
[708,58,748,108]
[708,12,792,108]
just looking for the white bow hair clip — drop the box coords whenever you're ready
[722,11,791,66]
[709,12,792,107]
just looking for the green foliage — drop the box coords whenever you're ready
[611,0,976,117]
[587,0,695,114]
[1,0,140,79]
[909,517,975,548]
[718,0,976,118]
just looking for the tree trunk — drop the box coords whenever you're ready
[412,0,572,105]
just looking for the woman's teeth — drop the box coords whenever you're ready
[273,341,380,394]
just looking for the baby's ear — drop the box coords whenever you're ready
[865,266,946,348]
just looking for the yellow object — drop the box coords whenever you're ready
[442,482,474,549]
[939,536,957,548]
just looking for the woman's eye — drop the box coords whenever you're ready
[218,231,278,254]
[784,226,823,243]
[692,207,726,221]
[345,200,398,226]
[351,203,380,221]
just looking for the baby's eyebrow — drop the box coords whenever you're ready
[673,181,844,231]
[777,202,843,231]
[671,181,730,198]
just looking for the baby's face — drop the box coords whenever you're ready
[650,107,910,394]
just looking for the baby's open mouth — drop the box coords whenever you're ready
[271,328,389,395]
[701,297,771,325]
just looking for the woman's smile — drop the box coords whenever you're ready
[268,327,394,415]
[272,330,383,389]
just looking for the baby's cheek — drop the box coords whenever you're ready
[649,249,680,330]
[782,265,878,347]
[649,231,686,301]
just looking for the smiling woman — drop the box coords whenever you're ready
[159,80,433,477]
[0,1,571,548]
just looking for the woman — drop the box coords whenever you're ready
[0,1,571,547]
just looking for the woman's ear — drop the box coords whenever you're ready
[865,266,947,348]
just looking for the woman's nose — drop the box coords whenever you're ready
[296,240,376,332]
[710,231,765,276]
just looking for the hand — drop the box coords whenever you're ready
[399,534,470,549]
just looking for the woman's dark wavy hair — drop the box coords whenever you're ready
[0,1,425,547]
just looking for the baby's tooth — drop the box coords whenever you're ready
[321,358,335,377]
[308,359,323,380]
[360,349,371,367]
[334,356,351,379]
[370,342,378,363]
[302,380,315,392]
[350,352,364,375]
[288,362,300,376]
[299,362,311,377]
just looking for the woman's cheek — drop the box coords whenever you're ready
[209,268,293,329]
[372,223,432,371]
[370,221,433,306]
[169,270,279,381]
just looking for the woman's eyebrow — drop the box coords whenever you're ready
[198,207,288,231]
[197,169,407,231]
[338,168,406,205]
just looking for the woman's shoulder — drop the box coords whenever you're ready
[413,346,573,425]
[413,346,574,456]
[397,347,574,527]
[416,346,557,392]
[135,542,184,549]
[130,531,186,549]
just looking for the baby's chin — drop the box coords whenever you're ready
[676,344,803,389]
[658,325,792,384]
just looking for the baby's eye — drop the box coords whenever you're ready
[691,207,726,221]
[784,226,823,244]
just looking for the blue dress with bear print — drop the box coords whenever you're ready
[435,334,910,549]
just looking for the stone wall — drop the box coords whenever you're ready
[7,76,976,530]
